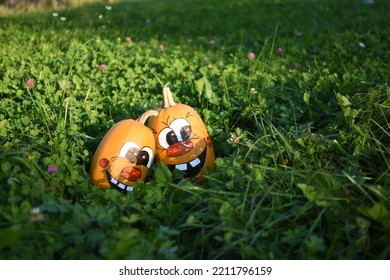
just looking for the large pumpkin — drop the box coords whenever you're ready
[148,85,215,178]
[90,110,158,192]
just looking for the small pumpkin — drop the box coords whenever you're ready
[148,85,215,178]
[90,110,158,192]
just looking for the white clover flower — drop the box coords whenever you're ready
[60,17,67,21]
[105,5,112,10]
[30,207,43,223]
[52,12,59,17]
[31,208,41,215]
[250,88,257,94]
[230,135,240,143]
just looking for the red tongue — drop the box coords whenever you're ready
[121,167,141,181]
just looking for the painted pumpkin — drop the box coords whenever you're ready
[90,110,158,192]
[148,85,215,178]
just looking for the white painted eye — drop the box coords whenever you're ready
[139,147,153,169]
[119,142,140,162]
[158,127,176,149]
[169,118,191,141]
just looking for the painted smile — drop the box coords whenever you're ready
[105,170,134,193]
[167,145,207,177]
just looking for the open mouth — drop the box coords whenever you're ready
[105,170,134,193]
[167,146,207,177]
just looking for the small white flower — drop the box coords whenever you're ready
[99,14,103,19]
[31,208,41,215]
[105,5,112,10]
[230,135,240,143]
[250,88,257,94]
[30,207,43,223]
[52,12,59,17]
[60,17,67,21]
[359,42,366,48]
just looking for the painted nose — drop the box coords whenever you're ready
[99,158,110,168]
[167,141,194,157]
[121,167,141,181]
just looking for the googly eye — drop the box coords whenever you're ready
[158,127,177,149]
[169,119,192,141]
[119,142,140,163]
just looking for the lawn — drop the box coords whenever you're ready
[0,0,389,259]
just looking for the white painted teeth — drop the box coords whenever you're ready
[176,163,187,171]
[174,156,201,171]
[189,158,201,167]
[110,178,118,184]
[110,177,133,192]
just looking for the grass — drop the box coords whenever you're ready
[0,0,389,259]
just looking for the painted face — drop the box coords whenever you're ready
[149,104,215,178]
[90,119,155,192]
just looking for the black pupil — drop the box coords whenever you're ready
[166,131,178,145]
[180,125,192,141]
[137,151,150,166]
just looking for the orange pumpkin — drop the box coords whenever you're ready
[148,85,215,178]
[90,110,158,192]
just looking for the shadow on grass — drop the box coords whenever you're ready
[3,0,388,48]
[2,0,280,42]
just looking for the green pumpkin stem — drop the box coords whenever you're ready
[136,110,159,124]
[163,84,177,108]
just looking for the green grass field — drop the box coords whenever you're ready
[0,0,389,259]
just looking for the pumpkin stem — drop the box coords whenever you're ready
[136,110,159,124]
[163,84,177,108]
